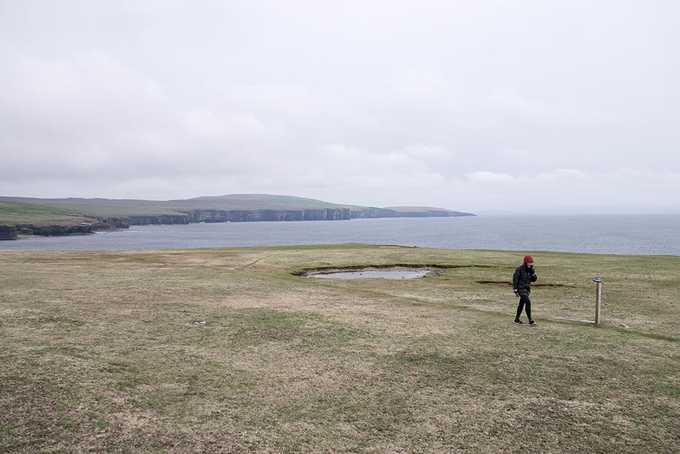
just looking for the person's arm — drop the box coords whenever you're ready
[531,269,538,282]
[512,268,520,294]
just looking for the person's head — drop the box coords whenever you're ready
[523,255,535,268]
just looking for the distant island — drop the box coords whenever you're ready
[0,194,475,240]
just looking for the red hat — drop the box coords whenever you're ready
[523,255,534,264]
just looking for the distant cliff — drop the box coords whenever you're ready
[351,207,475,219]
[128,214,190,225]
[0,195,475,240]
[127,208,352,225]
[127,206,472,225]
[382,206,475,218]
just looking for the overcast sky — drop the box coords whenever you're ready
[1,1,678,213]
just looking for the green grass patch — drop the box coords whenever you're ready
[0,201,92,225]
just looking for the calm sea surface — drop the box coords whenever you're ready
[1,215,679,255]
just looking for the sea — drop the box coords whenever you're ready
[1,215,679,255]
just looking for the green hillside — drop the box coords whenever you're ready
[0,197,185,218]
[170,194,353,210]
[0,202,94,226]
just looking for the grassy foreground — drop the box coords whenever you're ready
[1,245,678,453]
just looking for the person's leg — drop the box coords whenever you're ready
[525,295,533,322]
[515,295,526,321]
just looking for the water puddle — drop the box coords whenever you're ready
[305,268,433,280]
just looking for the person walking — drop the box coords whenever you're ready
[513,255,538,325]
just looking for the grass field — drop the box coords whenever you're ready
[1,245,678,453]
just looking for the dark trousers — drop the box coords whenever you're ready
[515,293,532,321]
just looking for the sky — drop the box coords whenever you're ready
[0,0,678,214]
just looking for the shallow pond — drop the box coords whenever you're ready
[305,268,433,280]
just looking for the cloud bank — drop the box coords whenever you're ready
[1,0,678,213]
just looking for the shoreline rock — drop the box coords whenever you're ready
[0,225,18,240]
[17,223,95,236]
[7,217,131,240]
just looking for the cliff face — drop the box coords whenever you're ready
[189,208,351,223]
[128,214,190,226]
[351,207,475,218]
[383,209,471,218]
[350,208,400,219]
[0,225,18,240]
[127,208,352,225]
[93,217,130,230]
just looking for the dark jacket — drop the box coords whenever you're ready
[513,264,538,294]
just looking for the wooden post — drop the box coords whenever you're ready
[593,276,603,326]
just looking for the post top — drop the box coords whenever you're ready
[592,276,604,283]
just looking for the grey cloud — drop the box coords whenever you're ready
[0,0,678,213]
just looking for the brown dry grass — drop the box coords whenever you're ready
[0,245,678,453]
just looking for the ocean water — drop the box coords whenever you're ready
[1,215,679,255]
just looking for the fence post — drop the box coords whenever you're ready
[592,276,603,326]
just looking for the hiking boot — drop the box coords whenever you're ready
[529,320,536,326]
[514,319,524,325]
